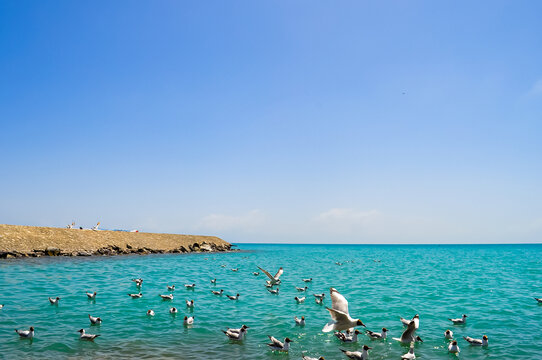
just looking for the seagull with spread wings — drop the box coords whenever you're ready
[257,266,283,286]
[322,288,365,332]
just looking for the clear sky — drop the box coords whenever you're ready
[1,1,541,243]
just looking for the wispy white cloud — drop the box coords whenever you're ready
[315,208,380,224]
[197,210,264,232]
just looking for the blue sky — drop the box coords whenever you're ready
[1,1,541,243]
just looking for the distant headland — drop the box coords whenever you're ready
[0,224,233,259]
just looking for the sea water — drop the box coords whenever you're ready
[0,243,541,359]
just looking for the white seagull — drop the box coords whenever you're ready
[186,299,194,308]
[335,329,361,342]
[167,285,175,291]
[211,278,217,284]
[267,336,292,351]
[227,293,240,300]
[296,286,308,292]
[0,304,4,309]
[302,356,324,360]
[444,329,454,339]
[49,297,61,305]
[258,266,283,286]
[340,345,371,360]
[315,297,323,304]
[253,272,260,276]
[314,293,325,299]
[448,314,467,324]
[169,307,178,314]
[147,309,155,316]
[302,278,313,282]
[183,316,194,325]
[211,289,224,296]
[132,278,143,287]
[223,327,247,340]
[88,314,102,324]
[128,292,142,298]
[393,321,423,343]
[534,297,542,303]
[226,324,249,334]
[322,288,365,332]
[448,340,460,353]
[78,329,100,341]
[401,343,416,360]
[295,296,306,303]
[15,326,34,339]
[184,283,196,289]
[160,294,173,300]
[400,314,419,329]
[295,316,305,326]
[231,268,239,272]
[86,292,97,299]
[463,335,488,346]
[267,288,279,295]
[366,327,388,340]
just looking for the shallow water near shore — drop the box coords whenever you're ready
[0,243,541,359]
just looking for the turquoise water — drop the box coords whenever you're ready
[1,243,541,359]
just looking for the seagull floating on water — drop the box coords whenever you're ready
[296,286,308,292]
[86,292,97,299]
[448,340,460,353]
[448,314,467,324]
[78,329,100,341]
[160,294,173,300]
[302,278,313,282]
[211,289,224,296]
[267,336,292,351]
[314,293,325,299]
[49,297,60,305]
[295,296,305,303]
[252,272,260,276]
[223,327,247,340]
[88,314,102,324]
[226,324,249,334]
[463,335,488,346]
[534,297,542,303]
[211,278,217,284]
[302,355,324,360]
[335,329,361,342]
[231,268,239,272]
[340,345,371,360]
[184,283,196,289]
[167,285,175,291]
[444,329,454,339]
[186,299,194,308]
[315,297,323,304]
[401,343,416,359]
[147,309,155,316]
[323,288,365,332]
[132,278,143,287]
[258,266,283,286]
[295,316,305,326]
[366,327,388,340]
[227,293,240,300]
[169,307,178,314]
[183,316,194,325]
[0,304,4,309]
[128,292,142,298]
[15,327,34,339]
[267,288,279,295]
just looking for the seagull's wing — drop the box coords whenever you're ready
[463,336,481,345]
[323,307,351,332]
[274,267,283,280]
[401,321,416,341]
[267,335,283,348]
[330,288,349,314]
[258,266,275,281]
[400,317,411,326]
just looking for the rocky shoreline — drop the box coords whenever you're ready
[0,224,234,259]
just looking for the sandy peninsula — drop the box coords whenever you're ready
[0,224,233,258]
